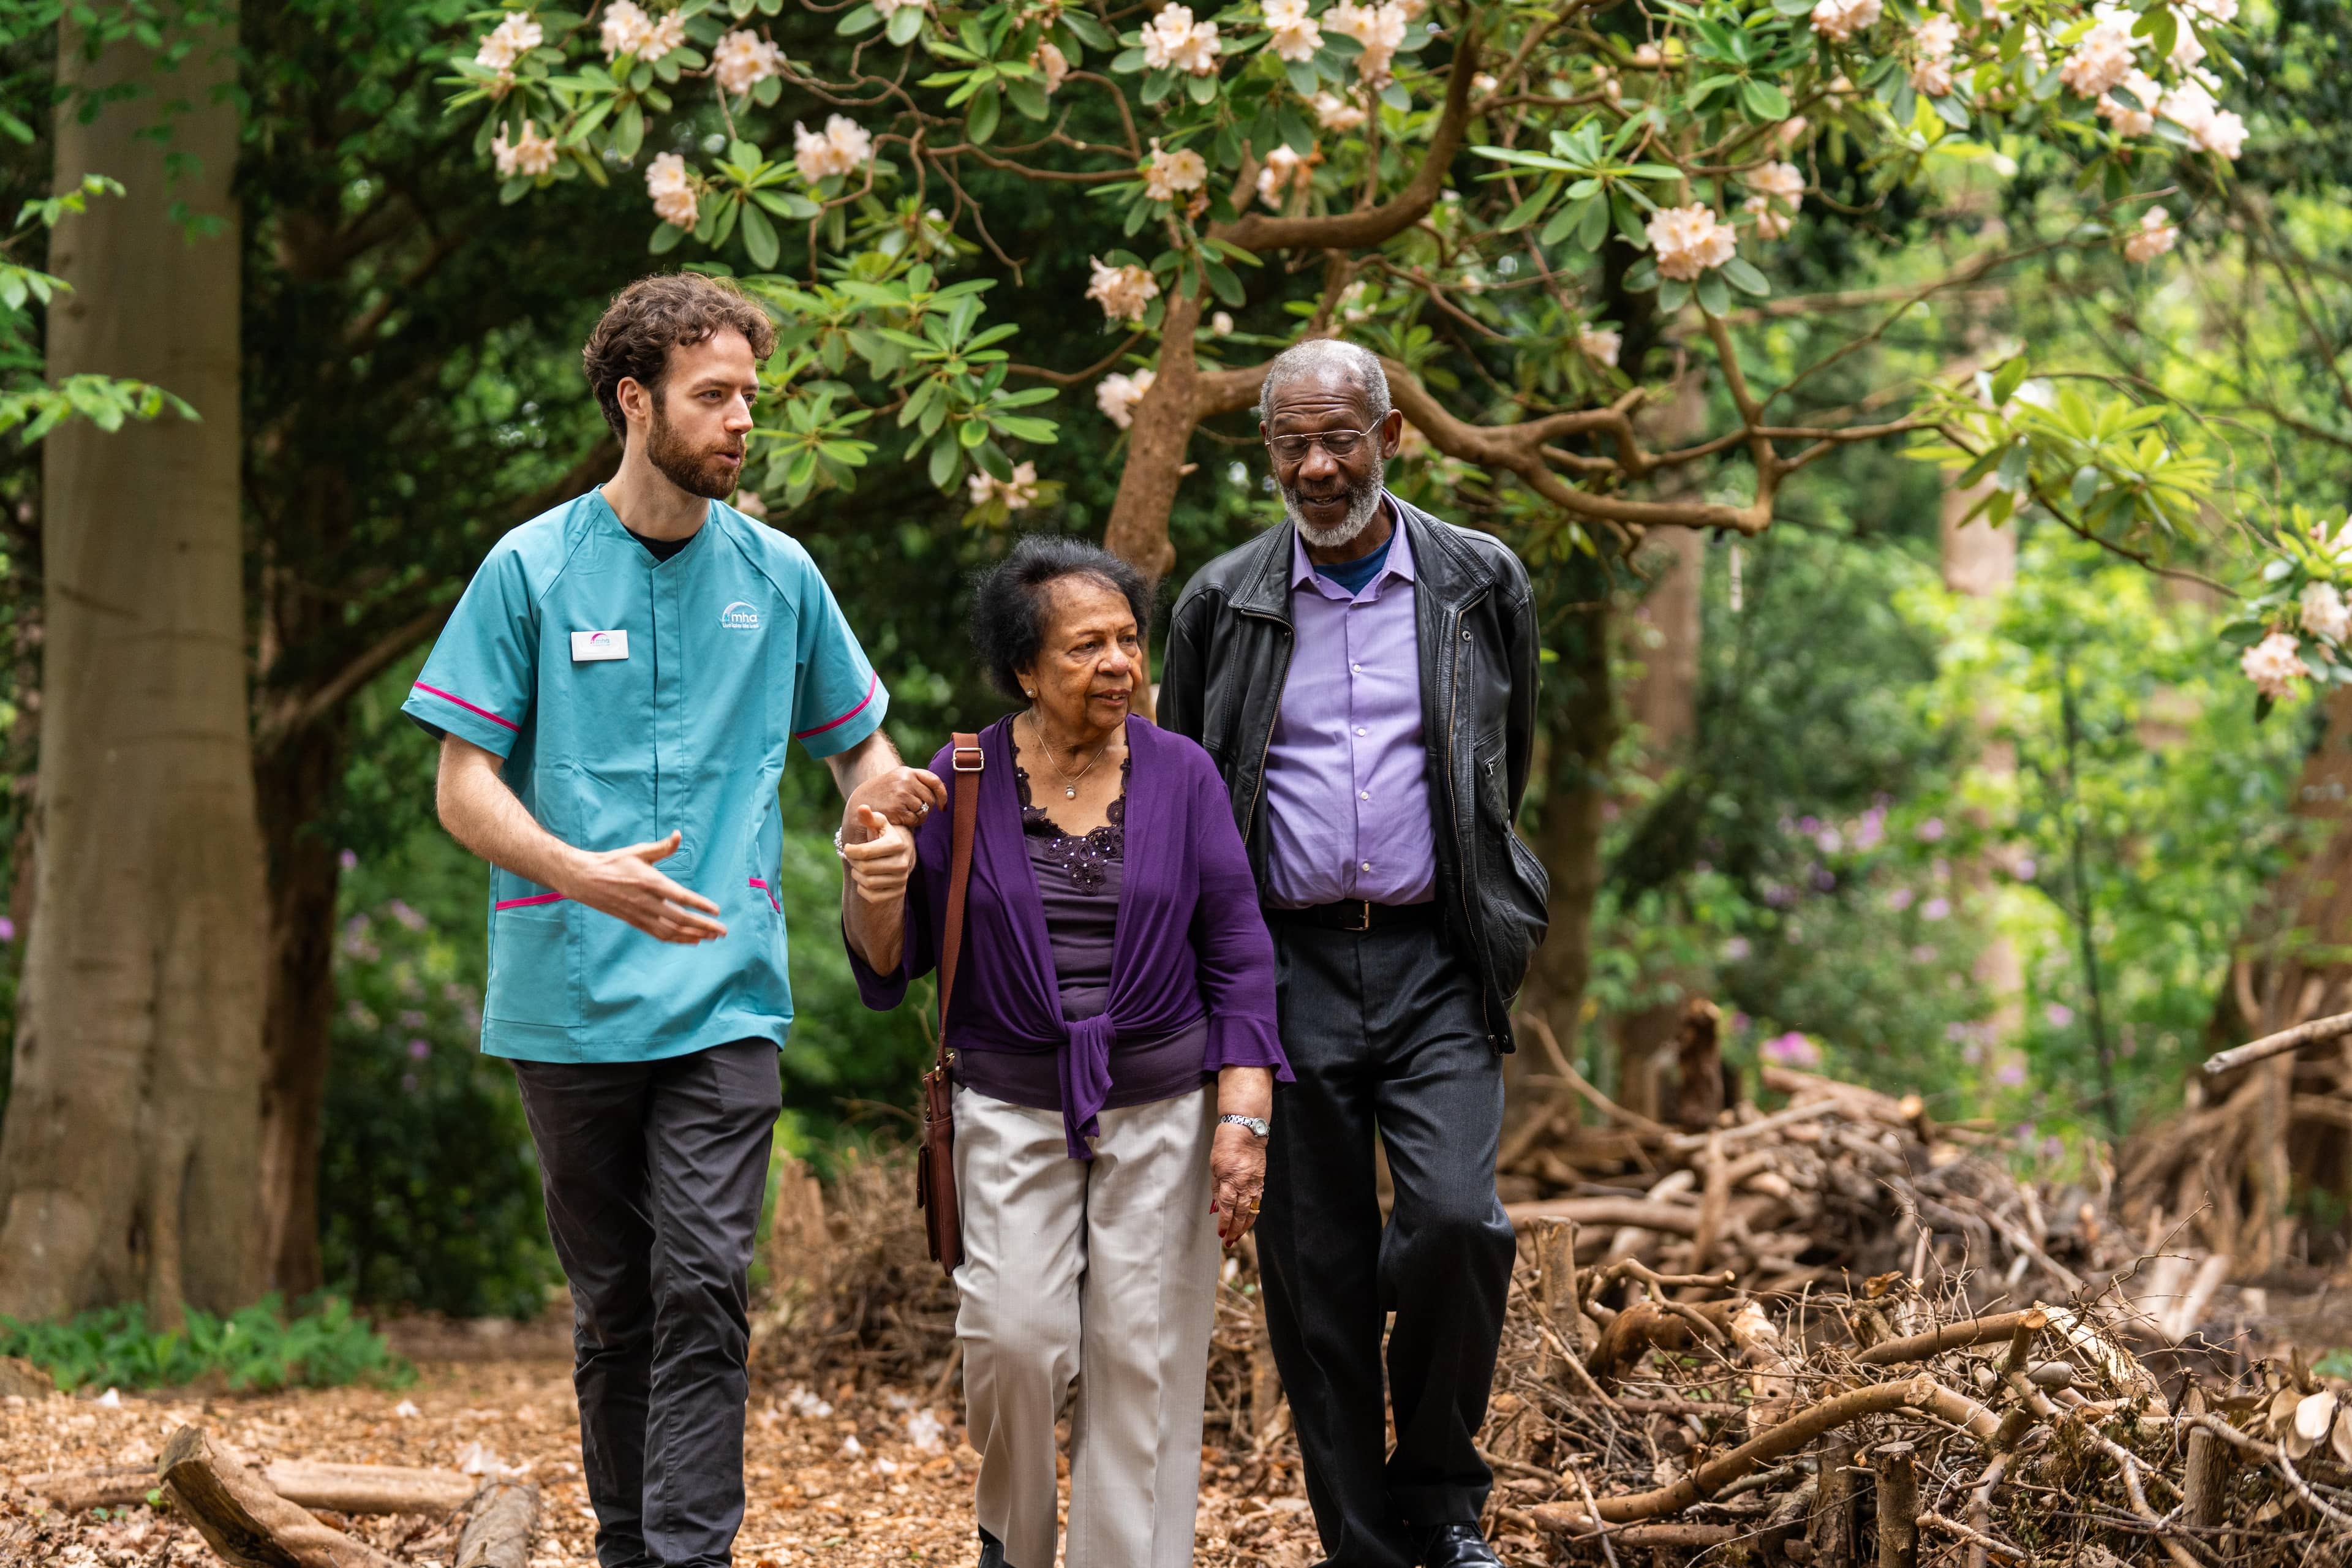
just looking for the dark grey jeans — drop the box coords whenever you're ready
[511,1039,782,1568]
[1256,922,1517,1568]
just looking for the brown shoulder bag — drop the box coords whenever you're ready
[915,731,984,1278]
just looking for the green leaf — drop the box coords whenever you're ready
[1205,258,1246,306]
[836,4,880,32]
[1740,77,1790,119]
[1538,200,1582,247]
[1064,10,1114,48]
[1657,276,1691,312]
[1694,269,1730,317]
[929,436,959,488]
[1112,46,1149,72]
[1989,356,2026,409]
[967,81,1001,143]
[2070,464,2101,507]
[959,417,989,448]
[1501,183,1555,233]
[887,3,924,43]
[1141,67,1175,104]
[1624,257,1660,292]
[614,102,646,159]
[1379,80,1409,111]
[740,201,779,268]
[1721,256,1770,296]
[1932,92,1969,129]
[1008,75,1049,119]
[1286,58,1319,96]
[1188,69,1219,104]
[1577,194,1610,249]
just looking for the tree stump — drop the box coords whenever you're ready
[1673,999,1725,1131]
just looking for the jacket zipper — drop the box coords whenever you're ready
[1236,608,1294,850]
[1444,588,1501,1041]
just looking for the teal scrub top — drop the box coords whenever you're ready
[401,491,888,1064]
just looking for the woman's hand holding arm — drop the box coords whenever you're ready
[840,802,916,975]
[1210,1065,1272,1246]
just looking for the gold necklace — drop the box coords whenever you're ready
[1026,709,1115,800]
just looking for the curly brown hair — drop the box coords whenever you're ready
[581,273,779,440]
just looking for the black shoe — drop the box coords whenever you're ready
[978,1526,1005,1568]
[1420,1523,1502,1567]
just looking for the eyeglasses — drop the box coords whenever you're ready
[1263,424,1383,464]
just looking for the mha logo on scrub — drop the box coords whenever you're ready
[719,601,761,631]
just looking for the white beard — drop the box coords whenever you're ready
[1283,475,1387,551]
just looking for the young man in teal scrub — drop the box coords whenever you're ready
[404,273,938,1568]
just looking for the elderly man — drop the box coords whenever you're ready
[1159,340,1549,1568]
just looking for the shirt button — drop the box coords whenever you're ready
[1360,790,1371,800]
[1360,861,1372,872]
[1354,726,1367,736]
[1351,662,1362,673]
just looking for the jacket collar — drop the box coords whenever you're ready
[1229,492,1477,622]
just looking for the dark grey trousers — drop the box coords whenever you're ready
[511,1039,782,1568]
[1257,922,1517,1568]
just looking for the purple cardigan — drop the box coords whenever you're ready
[850,715,1287,1159]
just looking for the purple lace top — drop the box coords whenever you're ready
[953,759,1211,1114]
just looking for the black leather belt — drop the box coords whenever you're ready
[1264,899,1440,933]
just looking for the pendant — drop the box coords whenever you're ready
[1066,786,1077,799]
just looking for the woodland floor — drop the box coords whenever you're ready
[0,1318,1330,1568]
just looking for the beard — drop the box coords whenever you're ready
[647,401,746,500]
[1281,466,1387,552]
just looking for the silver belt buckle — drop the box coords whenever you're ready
[1347,900,1373,932]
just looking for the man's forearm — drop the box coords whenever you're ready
[824,728,903,802]
[437,738,583,890]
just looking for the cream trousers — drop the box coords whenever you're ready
[951,1083,1220,1568]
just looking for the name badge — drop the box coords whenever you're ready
[571,630,630,662]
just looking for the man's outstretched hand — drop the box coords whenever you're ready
[562,831,728,944]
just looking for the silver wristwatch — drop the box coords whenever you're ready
[1218,1114,1270,1139]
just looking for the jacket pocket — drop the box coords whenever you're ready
[486,907,577,1027]
[1472,740,1549,1001]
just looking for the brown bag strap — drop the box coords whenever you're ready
[935,731,985,1071]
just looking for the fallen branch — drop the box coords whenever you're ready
[158,1425,402,1568]
[23,1457,478,1515]
[1854,1311,2041,1368]
[454,1479,540,1568]
[2201,1009,2352,1076]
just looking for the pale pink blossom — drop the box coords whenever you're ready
[2096,68,2159,135]
[1141,4,1222,75]
[1263,0,1322,62]
[1910,58,1951,96]
[2169,23,2205,70]
[1776,115,1809,147]
[1256,142,1316,208]
[1035,40,1070,93]
[2122,205,2177,263]
[1142,141,1208,202]
[715,29,786,95]
[873,0,924,15]
[492,118,560,178]
[474,12,543,70]
[1631,42,1662,67]
[2302,581,2350,644]
[2181,0,2235,20]
[2058,7,2138,99]
[967,461,1042,511]
[2160,78,2245,159]
[1312,89,1368,130]
[2242,630,2310,699]
[1095,368,1156,428]
[1085,257,1160,325]
[1577,325,1621,366]
[646,151,698,228]
[1324,1,1406,86]
[793,115,873,181]
[1646,203,1737,281]
[1209,311,1235,336]
[600,2,686,60]
[1808,0,1882,45]
[1912,12,1958,61]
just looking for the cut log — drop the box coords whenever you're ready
[454,1479,540,1568]
[1505,1197,1703,1235]
[1875,1443,1918,1568]
[158,1425,402,1568]
[24,1457,476,1515]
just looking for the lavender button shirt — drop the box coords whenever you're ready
[1262,505,1438,908]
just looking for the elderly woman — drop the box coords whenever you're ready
[839,535,1286,1568]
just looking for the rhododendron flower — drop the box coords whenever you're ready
[1646,203,1737,280]
[1256,143,1316,208]
[1472,71,1497,96]
[2160,78,2245,159]
[1085,258,1160,325]
[492,118,560,178]
[1577,325,1621,366]
[1312,89,1368,130]
[1142,141,1208,202]
[2304,582,2351,644]
[1324,1,1406,86]
[2169,24,2205,71]
[1762,1031,1822,1068]
[715,29,786,95]
[873,0,923,15]
[2243,631,2311,698]
[1744,160,1804,239]
[1776,115,1809,147]
[1095,368,1156,428]
[1208,311,1234,336]
[646,152,697,228]
[601,2,685,60]
[2058,7,2137,99]
[1263,0,1322,62]
[475,12,543,70]
[794,116,873,181]
[1630,42,1662,67]
[1809,0,1881,45]
[2122,205,2177,263]
[1141,4,1222,75]
[2097,69,2160,135]
[2182,0,2234,19]
[1035,40,1070,93]
[1908,9,1958,91]
[967,461,1042,511]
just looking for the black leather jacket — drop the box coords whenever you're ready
[1158,495,1548,1051]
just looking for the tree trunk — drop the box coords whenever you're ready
[1519,597,1616,1082]
[0,11,262,1319]
[1100,291,1202,586]
[1940,478,2024,1046]
[255,717,350,1297]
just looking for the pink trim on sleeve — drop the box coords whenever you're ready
[748,876,780,911]
[793,673,878,739]
[496,891,566,910]
[415,682,521,733]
